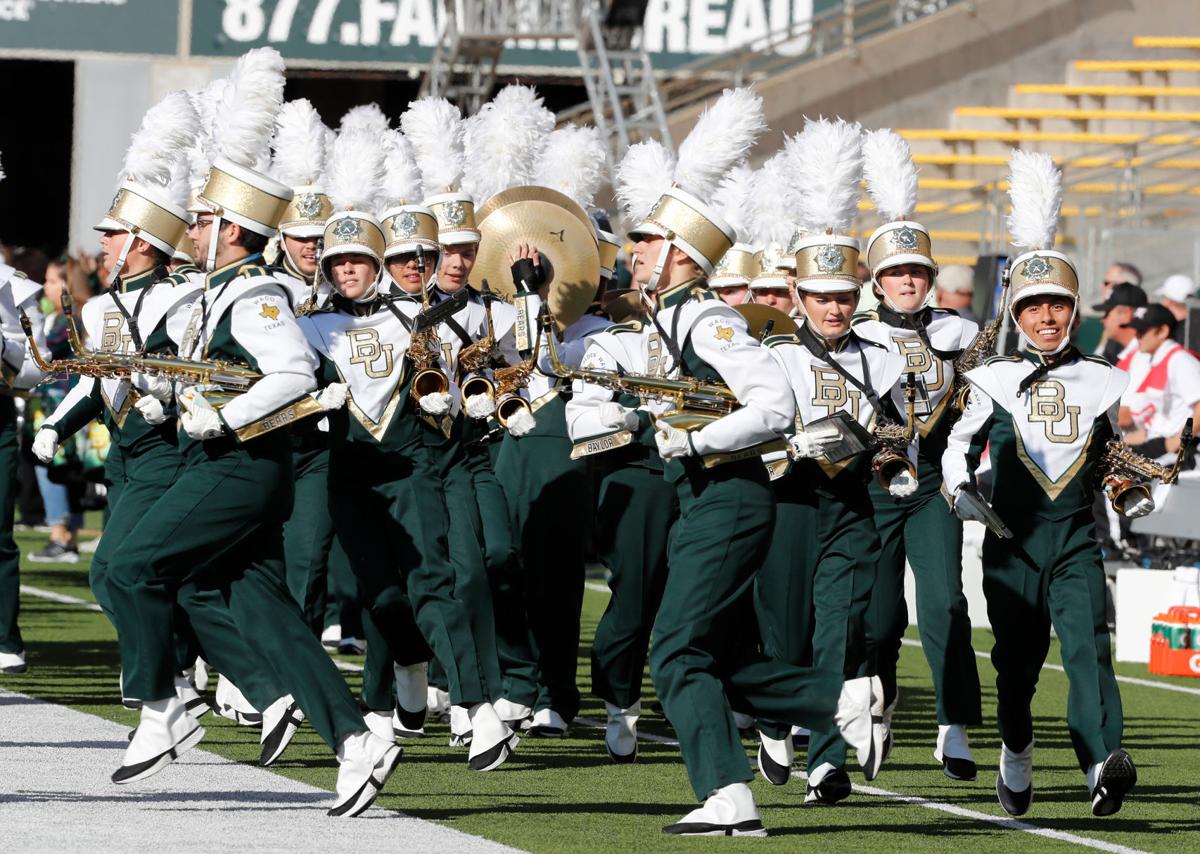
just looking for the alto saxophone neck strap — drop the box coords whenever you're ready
[800,323,885,415]
[110,277,155,353]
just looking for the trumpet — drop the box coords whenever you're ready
[870,372,918,489]
[406,246,451,403]
[1100,418,1194,514]
[20,311,260,409]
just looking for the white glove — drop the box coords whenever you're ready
[134,394,167,425]
[599,402,640,432]
[1122,493,1156,519]
[888,469,919,498]
[465,394,496,419]
[789,431,834,460]
[316,382,350,412]
[32,428,59,464]
[419,391,452,416]
[181,394,223,440]
[506,406,537,437]
[131,371,172,403]
[952,485,994,525]
[654,421,692,460]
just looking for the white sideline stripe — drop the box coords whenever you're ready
[586,581,1200,697]
[899,638,1200,697]
[20,584,103,612]
[0,687,522,853]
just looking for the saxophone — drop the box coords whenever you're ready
[870,372,918,488]
[454,281,536,427]
[406,247,451,402]
[1099,418,1194,514]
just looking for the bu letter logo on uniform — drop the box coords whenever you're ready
[348,328,394,379]
[1027,380,1080,443]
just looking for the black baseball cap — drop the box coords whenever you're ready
[1092,282,1148,313]
[1122,303,1176,332]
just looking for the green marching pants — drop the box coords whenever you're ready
[283,433,335,635]
[590,456,676,709]
[866,461,981,724]
[982,509,1123,772]
[106,432,364,749]
[494,395,590,720]
[651,459,843,801]
[330,430,499,710]
[0,397,20,656]
[755,464,879,774]
[323,536,361,640]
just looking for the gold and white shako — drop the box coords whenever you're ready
[793,233,862,293]
[1006,248,1079,319]
[198,156,294,239]
[279,185,334,239]
[637,187,736,277]
[94,179,191,257]
[380,204,440,259]
[710,243,759,289]
[750,245,792,292]
[865,219,936,281]
[596,228,621,283]
[321,210,386,268]
[425,191,480,247]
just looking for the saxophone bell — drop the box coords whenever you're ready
[495,393,533,427]
[461,375,496,400]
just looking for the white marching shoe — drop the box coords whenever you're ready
[836,677,884,780]
[663,783,767,837]
[190,658,210,693]
[392,663,428,737]
[528,707,568,737]
[364,710,395,742]
[1088,749,1136,817]
[757,730,794,786]
[934,724,977,781]
[804,762,853,805]
[996,739,1034,816]
[493,697,533,727]
[870,677,897,765]
[449,704,473,747]
[604,701,639,763]
[329,731,402,818]
[113,695,205,784]
[467,702,518,772]
[427,685,451,721]
[174,673,211,719]
[214,674,262,726]
[260,695,305,766]
[0,649,27,674]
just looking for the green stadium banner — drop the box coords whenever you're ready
[0,0,178,55]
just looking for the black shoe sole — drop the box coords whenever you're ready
[757,743,791,786]
[260,704,303,766]
[112,725,205,784]
[468,737,514,772]
[527,726,566,738]
[328,745,403,818]
[1092,750,1137,817]
[942,756,977,781]
[996,774,1033,816]
[396,705,426,733]
[0,664,27,674]
[806,770,852,805]
[663,819,766,836]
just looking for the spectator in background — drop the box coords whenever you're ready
[25,256,89,563]
[934,264,978,324]
[1091,282,1148,368]
[1156,273,1195,324]
[1119,304,1200,465]
[856,260,872,284]
[1100,260,1142,302]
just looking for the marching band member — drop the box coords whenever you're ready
[625,91,874,836]
[299,123,515,773]
[100,50,399,817]
[0,153,48,675]
[751,119,898,804]
[943,151,1139,818]
[851,129,982,779]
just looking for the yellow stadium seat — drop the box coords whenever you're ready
[911,153,1200,169]
[898,128,1198,145]
[954,106,1200,122]
[1074,60,1200,72]
[1013,84,1200,98]
[1132,37,1200,49]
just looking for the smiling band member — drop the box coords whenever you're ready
[298,123,516,774]
[851,130,982,779]
[942,151,1138,819]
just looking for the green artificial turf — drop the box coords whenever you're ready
[4,526,1199,852]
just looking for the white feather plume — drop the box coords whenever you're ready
[121,90,199,189]
[749,152,797,248]
[214,47,286,168]
[461,84,556,205]
[786,117,864,234]
[615,139,675,227]
[0,153,5,184]
[325,129,386,213]
[339,103,390,137]
[862,128,918,222]
[192,78,228,141]
[673,87,766,199]
[1006,149,1062,250]
[271,99,328,188]
[712,163,758,243]
[534,125,607,209]
[380,130,423,207]
[167,157,192,210]
[399,97,464,198]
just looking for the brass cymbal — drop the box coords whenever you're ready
[471,186,600,331]
[734,303,798,340]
